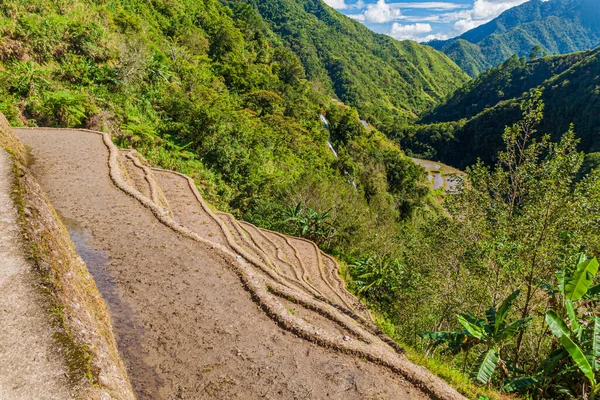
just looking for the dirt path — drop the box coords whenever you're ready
[16,128,464,400]
[0,148,74,399]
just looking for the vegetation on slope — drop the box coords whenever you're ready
[429,0,600,76]
[0,0,439,286]
[231,0,468,127]
[399,47,600,169]
[422,51,589,124]
[352,93,600,398]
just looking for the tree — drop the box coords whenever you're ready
[272,47,305,85]
[243,90,283,116]
[529,45,543,60]
[439,89,600,373]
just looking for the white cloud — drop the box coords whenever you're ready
[363,0,402,23]
[446,0,530,35]
[398,14,442,22]
[345,0,531,41]
[389,22,433,40]
[421,33,450,41]
[392,2,468,10]
[348,1,469,25]
[347,13,366,21]
[438,9,472,23]
[472,0,528,19]
[353,0,365,8]
[324,0,348,10]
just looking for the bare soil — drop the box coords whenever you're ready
[16,128,464,400]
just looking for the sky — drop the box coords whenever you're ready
[324,0,532,42]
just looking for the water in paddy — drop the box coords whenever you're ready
[62,217,163,398]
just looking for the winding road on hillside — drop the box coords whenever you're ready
[16,128,465,400]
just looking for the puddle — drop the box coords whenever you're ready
[61,216,162,399]
[24,144,37,169]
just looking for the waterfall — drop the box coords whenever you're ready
[345,171,358,190]
[320,114,338,158]
[320,114,357,189]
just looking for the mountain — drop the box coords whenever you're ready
[429,0,600,77]
[0,0,447,275]
[230,0,469,125]
[421,51,589,123]
[401,47,600,168]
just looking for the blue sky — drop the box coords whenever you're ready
[324,0,531,42]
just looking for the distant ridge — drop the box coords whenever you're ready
[428,0,600,76]
[236,0,469,124]
[406,47,600,169]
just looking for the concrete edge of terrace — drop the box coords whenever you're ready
[0,114,135,400]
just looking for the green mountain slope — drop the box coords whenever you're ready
[422,50,590,123]
[0,0,439,268]
[403,47,600,168]
[232,0,469,125]
[429,0,600,77]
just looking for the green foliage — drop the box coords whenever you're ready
[559,335,595,388]
[234,0,468,127]
[566,257,599,301]
[281,202,333,246]
[364,93,600,397]
[35,90,89,127]
[507,255,600,398]
[578,152,600,180]
[408,48,600,169]
[421,290,531,386]
[349,254,407,304]
[430,0,600,77]
[0,0,433,284]
[529,46,544,61]
[419,252,600,397]
[243,90,284,116]
[422,52,588,124]
[474,350,499,385]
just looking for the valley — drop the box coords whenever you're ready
[429,0,600,76]
[1,0,599,398]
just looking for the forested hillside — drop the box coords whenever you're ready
[0,0,447,278]
[6,0,600,398]
[422,51,589,123]
[429,0,600,76]
[400,47,600,168]
[230,0,469,127]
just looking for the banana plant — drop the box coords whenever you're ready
[421,289,531,385]
[544,256,600,399]
[349,254,404,304]
[282,202,333,246]
[504,256,600,397]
